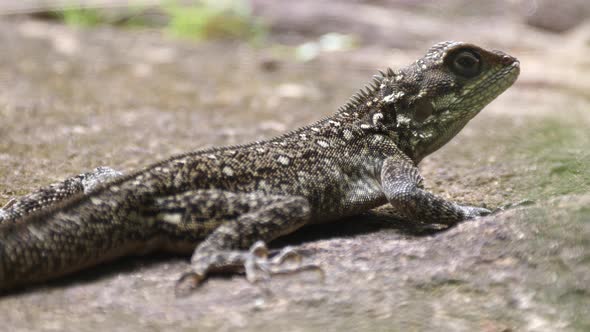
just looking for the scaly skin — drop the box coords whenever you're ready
[0,41,520,293]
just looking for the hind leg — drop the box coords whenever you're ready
[0,166,122,223]
[144,190,320,295]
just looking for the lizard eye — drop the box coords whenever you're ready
[449,50,481,78]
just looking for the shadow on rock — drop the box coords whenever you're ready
[274,206,449,249]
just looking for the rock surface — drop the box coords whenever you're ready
[0,2,589,331]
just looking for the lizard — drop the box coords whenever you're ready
[0,41,520,294]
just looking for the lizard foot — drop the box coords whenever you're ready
[174,241,322,297]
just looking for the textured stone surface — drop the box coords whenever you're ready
[0,1,589,331]
[520,0,590,32]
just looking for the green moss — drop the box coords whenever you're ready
[577,206,590,221]
[516,118,590,200]
[53,6,105,27]
[163,0,266,43]
[48,4,150,27]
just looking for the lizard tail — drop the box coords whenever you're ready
[0,194,155,292]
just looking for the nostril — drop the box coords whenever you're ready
[501,55,516,65]
[492,50,517,65]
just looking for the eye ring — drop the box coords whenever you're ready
[449,50,481,78]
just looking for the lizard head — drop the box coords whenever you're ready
[378,41,520,163]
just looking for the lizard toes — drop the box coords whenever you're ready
[271,246,302,266]
[245,242,324,283]
[459,205,492,219]
[175,272,205,297]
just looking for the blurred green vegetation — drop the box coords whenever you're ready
[50,0,267,43]
[519,119,590,200]
[52,6,105,27]
[164,0,266,42]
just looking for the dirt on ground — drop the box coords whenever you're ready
[0,1,589,331]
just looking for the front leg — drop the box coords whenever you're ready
[381,157,490,225]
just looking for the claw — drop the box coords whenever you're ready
[272,263,325,282]
[271,247,302,267]
[245,258,271,283]
[1,198,17,210]
[493,199,535,213]
[459,205,492,219]
[246,243,324,283]
[249,241,269,259]
[175,272,205,297]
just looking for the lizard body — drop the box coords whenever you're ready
[0,41,520,293]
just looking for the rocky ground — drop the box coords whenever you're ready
[0,1,588,331]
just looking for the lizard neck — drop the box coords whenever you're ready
[398,112,474,164]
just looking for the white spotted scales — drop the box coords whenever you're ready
[0,41,520,294]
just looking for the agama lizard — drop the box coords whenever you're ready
[0,41,520,294]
